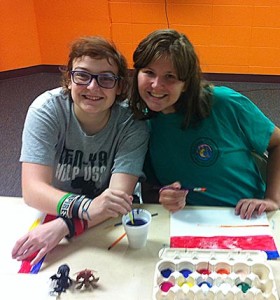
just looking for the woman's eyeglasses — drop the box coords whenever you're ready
[70,70,120,89]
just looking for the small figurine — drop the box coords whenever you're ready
[49,264,72,296]
[75,268,99,290]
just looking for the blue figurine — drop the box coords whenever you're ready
[50,264,72,296]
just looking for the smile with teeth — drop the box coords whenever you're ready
[149,91,167,99]
[84,95,103,101]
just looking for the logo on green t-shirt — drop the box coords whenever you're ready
[191,138,219,166]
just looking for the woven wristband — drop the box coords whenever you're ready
[57,193,72,215]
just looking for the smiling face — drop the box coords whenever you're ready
[137,56,186,114]
[69,56,121,119]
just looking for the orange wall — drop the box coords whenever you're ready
[0,0,41,71]
[1,0,280,75]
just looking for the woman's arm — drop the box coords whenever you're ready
[264,126,280,206]
[235,126,280,219]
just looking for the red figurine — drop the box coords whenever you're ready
[75,269,99,290]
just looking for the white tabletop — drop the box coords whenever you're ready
[1,196,279,299]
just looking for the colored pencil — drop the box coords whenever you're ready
[18,213,46,274]
[107,232,127,250]
[28,218,42,230]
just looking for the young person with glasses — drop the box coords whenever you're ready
[130,29,280,219]
[12,36,149,265]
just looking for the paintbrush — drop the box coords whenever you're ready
[107,232,127,250]
[158,186,207,192]
[128,211,134,224]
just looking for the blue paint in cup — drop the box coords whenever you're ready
[127,219,147,226]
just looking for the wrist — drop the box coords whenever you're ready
[58,216,75,239]
[56,216,71,236]
[57,216,88,239]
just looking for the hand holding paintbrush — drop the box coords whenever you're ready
[156,182,206,213]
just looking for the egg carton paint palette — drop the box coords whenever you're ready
[153,248,279,300]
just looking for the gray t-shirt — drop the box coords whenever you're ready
[20,87,149,197]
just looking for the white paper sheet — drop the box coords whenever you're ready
[170,207,272,237]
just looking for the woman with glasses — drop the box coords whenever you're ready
[130,29,280,219]
[12,36,149,265]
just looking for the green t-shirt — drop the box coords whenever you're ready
[146,86,275,207]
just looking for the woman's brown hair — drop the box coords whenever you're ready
[130,29,212,128]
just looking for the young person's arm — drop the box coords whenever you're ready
[12,164,137,265]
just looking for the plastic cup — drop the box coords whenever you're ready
[122,209,151,249]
